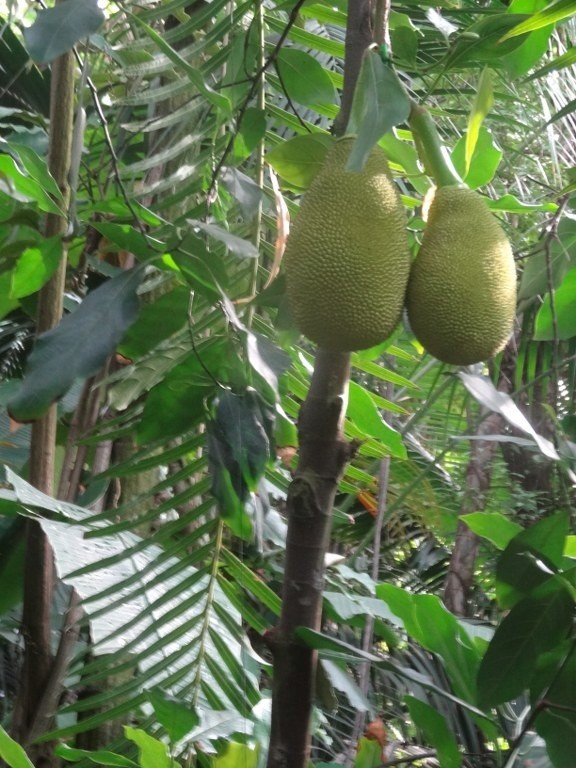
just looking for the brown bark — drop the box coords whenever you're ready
[267,351,353,768]
[266,4,373,765]
[11,48,76,765]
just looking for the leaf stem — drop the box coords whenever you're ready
[408,102,464,188]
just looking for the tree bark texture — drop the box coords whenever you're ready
[267,351,353,768]
[267,4,373,765]
[11,49,76,765]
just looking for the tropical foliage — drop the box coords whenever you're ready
[0,1,575,767]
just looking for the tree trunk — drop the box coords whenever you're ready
[266,4,373,764]
[11,48,76,767]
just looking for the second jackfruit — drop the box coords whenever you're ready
[406,186,516,365]
[285,138,411,351]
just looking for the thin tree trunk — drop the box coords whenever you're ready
[267,351,354,768]
[266,3,373,764]
[11,48,76,766]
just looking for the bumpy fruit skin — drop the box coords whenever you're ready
[406,186,516,366]
[285,137,411,351]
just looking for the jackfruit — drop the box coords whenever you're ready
[285,137,411,351]
[406,186,516,366]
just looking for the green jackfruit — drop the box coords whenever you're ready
[406,186,516,366]
[285,138,411,351]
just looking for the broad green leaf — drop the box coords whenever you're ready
[518,214,576,300]
[501,0,554,77]
[452,127,502,189]
[465,68,494,175]
[124,727,176,768]
[462,512,523,550]
[0,154,61,214]
[0,725,35,768]
[322,659,372,712]
[391,25,418,66]
[405,696,461,768]
[266,134,334,190]
[276,48,337,106]
[477,578,573,709]
[10,235,62,298]
[24,0,104,63]
[128,14,231,115]
[534,265,576,340]
[346,50,411,172]
[8,268,142,421]
[446,15,531,68]
[347,382,407,458]
[236,108,266,154]
[354,738,381,768]
[118,285,190,359]
[500,0,576,40]
[148,689,199,744]
[9,143,62,201]
[213,743,258,768]
[534,645,576,768]
[495,511,569,608]
[376,585,480,705]
[55,744,139,766]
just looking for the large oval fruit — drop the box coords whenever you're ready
[285,137,411,351]
[406,186,516,365]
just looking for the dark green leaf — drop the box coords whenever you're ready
[24,0,104,63]
[8,269,142,421]
[276,48,337,106]
[346,51,410,172]
[534,644,576,768]
[446,15,531,68]
[118,285,190,359]
[518,214,576,300]
[463,512,523,550]
[495,512,569,608]
[405,696,461,768]
[534,265,576,340]
[500,0,554,77]
[266,134,334,190]
[148,689,199,743]
[477,579,573,709]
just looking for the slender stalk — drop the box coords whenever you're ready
[408,102,463,188]
[11,47,76,766]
